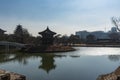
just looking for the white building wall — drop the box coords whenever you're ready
[76,31,110,40]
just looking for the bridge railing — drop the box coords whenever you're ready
[0,41,25,48]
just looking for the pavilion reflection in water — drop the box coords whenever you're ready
[0,52,80,74]
[39,54,56,73]
[0,53,67,73]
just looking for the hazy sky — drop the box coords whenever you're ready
[0,0,120,36]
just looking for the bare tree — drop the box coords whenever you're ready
[111,17,120,31]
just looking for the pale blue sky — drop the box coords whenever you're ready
[0,0,120,36]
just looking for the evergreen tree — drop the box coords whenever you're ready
[14,24,24,43]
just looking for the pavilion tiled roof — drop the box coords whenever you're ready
[39,27,56,35]
[0,28,6,32]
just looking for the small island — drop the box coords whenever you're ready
[22,27,75,53]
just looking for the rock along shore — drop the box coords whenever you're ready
[0,69,26,80]
[97,66,120,80]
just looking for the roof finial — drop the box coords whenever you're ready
[47,26,49,30]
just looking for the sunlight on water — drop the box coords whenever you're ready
[76,47,120,56]
[0,47,120,80]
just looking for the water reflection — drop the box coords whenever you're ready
[0,53,80,73]
[97,66,120,80]
[39,54,56,73]
[1,47,120,80]
[0,53,31,65]
[70,55,80,58]
[108,55,120,62]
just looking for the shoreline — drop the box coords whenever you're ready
[72,44,120,47]
[97,66,120,80]
[0,69,26,80]
[22,45,76,53]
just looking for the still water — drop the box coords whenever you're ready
[0,47,120,80]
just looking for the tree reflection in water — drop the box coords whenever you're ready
[0,53,81,73]
[0,53,80,73]
[96,55,120,80]
[108,55,120,62]
[0,53,32,65]
[70,55,80,58]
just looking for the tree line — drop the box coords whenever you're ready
[0,25,37,44]
[0,24,81,45]
[1,24,120,45]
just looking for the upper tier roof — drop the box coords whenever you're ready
[39,27,56,35]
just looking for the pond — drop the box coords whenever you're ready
[0,47,120,80]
